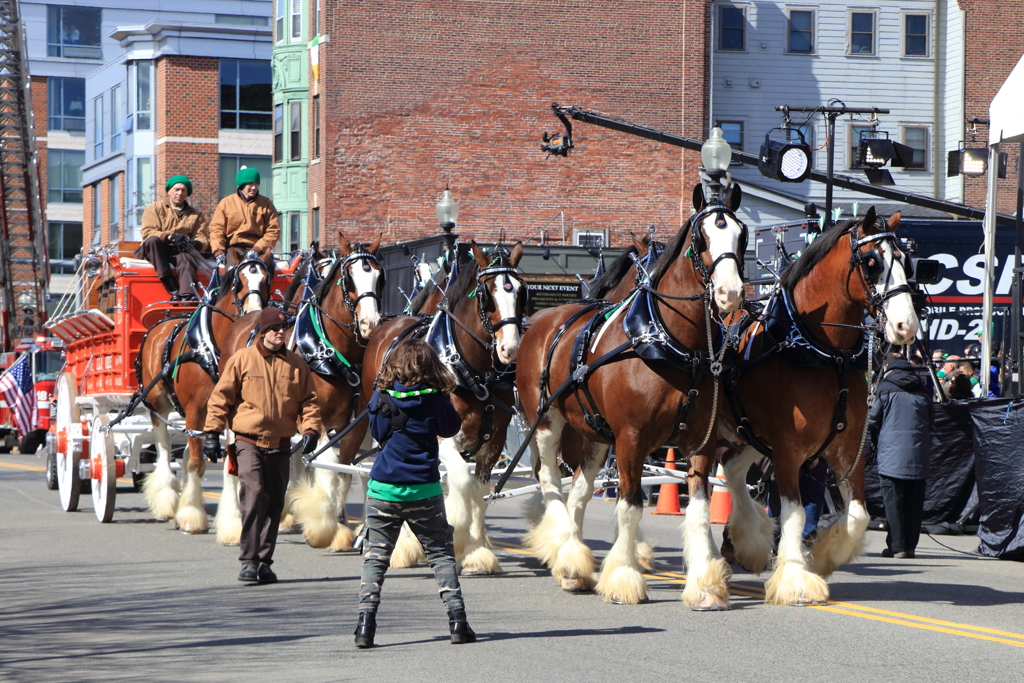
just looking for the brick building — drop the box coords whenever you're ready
[308,1,714,250]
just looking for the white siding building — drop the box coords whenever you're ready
[710,0,968,226]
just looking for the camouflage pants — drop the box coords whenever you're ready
[359,494,464,613]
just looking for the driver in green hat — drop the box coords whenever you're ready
[133,175,210,300]
[209,167,281,267]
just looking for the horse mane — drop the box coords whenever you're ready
[217,264,238,301]
[588,246,638,299]
[648,217,694,284]
[284,259,310,301]
[409,278,440,313]
[444,256,481,306]
[778,216,868,291]
[312,257,344,300]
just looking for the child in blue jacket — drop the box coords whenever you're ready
[354,339,475,648]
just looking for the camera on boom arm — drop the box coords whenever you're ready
[897,237,940,312]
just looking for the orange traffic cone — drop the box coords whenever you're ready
[651,448,684,515]
[709,463,732,524]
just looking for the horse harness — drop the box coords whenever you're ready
[724,223,902,462]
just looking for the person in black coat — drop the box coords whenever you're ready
[868,355,934,559]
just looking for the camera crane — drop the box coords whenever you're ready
[0,0,48,352]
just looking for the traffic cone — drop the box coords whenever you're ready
[709,463,732,524]
[651,448,684,515]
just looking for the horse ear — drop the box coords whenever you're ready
[631,232,648,254]
[727,182,743,211]
[337,231,352,256]
[367,232,382,255]
[692,184,706,212]
[862,206,878,232]
[507,241,524,268]
[887,211,902,231]
[471,240,489,268]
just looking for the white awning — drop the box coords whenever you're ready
[989,54,1024,146]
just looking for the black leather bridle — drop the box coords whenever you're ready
[232,252,272,310]
[336,248,385,316]
[688,201,749,286]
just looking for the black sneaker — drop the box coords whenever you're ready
[257,564,278,584]
[238,562,258,583]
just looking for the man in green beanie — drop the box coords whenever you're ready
[209,166,281,266]
[133,175,210,300]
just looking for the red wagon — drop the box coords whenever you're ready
[46,243,295,522]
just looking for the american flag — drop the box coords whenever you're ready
[0,354,37,435]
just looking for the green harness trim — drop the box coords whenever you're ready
[308,304,353,368]
[171,307,199,379]
[385,387,438,399]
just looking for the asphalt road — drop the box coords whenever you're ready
[2,453,1023,683]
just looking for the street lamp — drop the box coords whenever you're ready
[435,184,459,250]
[700,127,732,198]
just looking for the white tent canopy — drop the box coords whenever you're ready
[982,54,1024,393]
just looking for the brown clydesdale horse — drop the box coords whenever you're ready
[214,233,384,549]
[360,242,527,574]
[717,208,920,605]
[137,251,276,532]
[514,183,747,607]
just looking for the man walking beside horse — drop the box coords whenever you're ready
[204,307,323,584]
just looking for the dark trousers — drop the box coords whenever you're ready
[134,236,205,297]
[237,441,291,565]
[879,475,927,554]
[226,245,257,267]
[359,494,464,613]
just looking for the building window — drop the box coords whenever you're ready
[787,10,814,54]
[903,127,929,170]
[719,121,743,153]
[312,95,320,158]
[273,104,284,162]
[91,184,102,245]
[219,156,273,199]
[136,60,153,130]
[904,14,929,57]
[312,0,320,37]
[290,102,302,161]
[48,222,83,273]
[109,175,120,242]
[719,6,745,51]
[849,11,874,56]
[47,77,85,131]
[47,149,84,203]
[47,5,102,59]
[135,157,153,224]
[291,0,302,39]
[312,207,320,242]
[276,0,285,41]
[574,230,607,249]
[110,86,121,151]
[289,212,301,252]
[215,14,269,26]
[849,125,874,170]
[93,95,103,159]
[220,60,273,130]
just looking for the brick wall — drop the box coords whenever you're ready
[155,56,222,217]
[83,181,100,247]
[32,76,48,217]
[314,1,711,249]
[960,0,1023,214]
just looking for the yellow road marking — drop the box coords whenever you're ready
[490,539,1024,648]
[0,461,45,472]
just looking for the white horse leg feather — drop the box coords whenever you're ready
[765,497,829,605]
[143,420,179,521]
[681,496,731,609]
[723,447,775,575]
[811,481,868,577]
[327,473,357,552]
[290,440,340,548]
[214,466,242,545]
[595,499,647,604]
[175,468,208,533]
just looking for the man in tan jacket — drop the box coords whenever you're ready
[205,306,323,584]
[208,167,281,267]
[133,175,210,300]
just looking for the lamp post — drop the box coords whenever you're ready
[700,126,733,200]
[435,184,459,252]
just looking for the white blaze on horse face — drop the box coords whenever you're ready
[492,275,521,364]
[239,263,266,314]
[702,212,745,312]
[349,261,381,341]
[878,242,921,344]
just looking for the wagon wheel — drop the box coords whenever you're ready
[55,373,81,512]
[90,415,117,523]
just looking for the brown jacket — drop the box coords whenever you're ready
[205,343,322,448]
[208,192,280,256]
[140,201,209,252]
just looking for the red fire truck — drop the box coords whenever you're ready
[0,337,65,460]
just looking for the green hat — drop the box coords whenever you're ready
[165,175,192,195]
[235,167,261,187]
